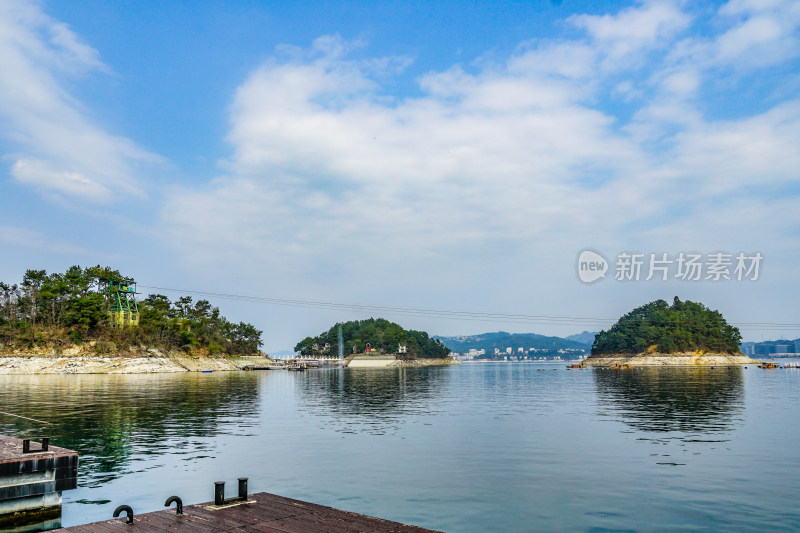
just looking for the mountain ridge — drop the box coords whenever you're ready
[435,331,591,359]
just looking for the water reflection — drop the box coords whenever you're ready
[294,367,447,434]
[593,367,745,436]
[0,373,259,486]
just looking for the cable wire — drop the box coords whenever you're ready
[138,284,800,332]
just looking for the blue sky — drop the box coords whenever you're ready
[1,0,799,351]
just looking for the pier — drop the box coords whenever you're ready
[0,435,78,530]
[56,490,441,532]
[1,434,439,532]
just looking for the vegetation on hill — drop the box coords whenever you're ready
[295,318,450,358]
[436,331,590,358]
[0,266,262,355]
[591,297,741,355]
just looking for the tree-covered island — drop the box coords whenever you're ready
[295,318,451,359]
[583,297,758,366]
[0,265,262,356]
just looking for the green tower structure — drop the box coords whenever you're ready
[104,278,140,327]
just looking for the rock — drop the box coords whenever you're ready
[582,351,761,367]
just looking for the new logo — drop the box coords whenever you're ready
[577,250,608,283]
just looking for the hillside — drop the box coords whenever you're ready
[295,318,450,359]
[0,265,262,356]
[435,331,590,359]
[591,297,741,355]
[565,331,598,345]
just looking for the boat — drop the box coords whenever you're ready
[758,362,780,369]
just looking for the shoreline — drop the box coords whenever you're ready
[0,354,268,374]
[582,351,762,367]
[396,357,460,368]
[0,353,460,374]
[346,356,460,368]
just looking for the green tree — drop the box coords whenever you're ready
[592,297,741,355]
[297,318,450,359]
[0,266,263,356]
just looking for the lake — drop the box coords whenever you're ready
[1,362,799,532]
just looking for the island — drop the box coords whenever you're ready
[295,318,458,367]
[581,297,761,367]
[0,265,266,374]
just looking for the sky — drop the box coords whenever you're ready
[1,0,799,352]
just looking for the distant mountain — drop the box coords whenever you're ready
[435,331,590,358]
[744,338,800,346]
[565,331,598,346]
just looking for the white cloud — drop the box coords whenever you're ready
[10,158,111,201]
[671,100,800,194]
[570,1,691,69]
[158,1,800,337]
[165,2,800,274]
[0,0,160,203]
[713,5,800,68]
[661,0,800,77]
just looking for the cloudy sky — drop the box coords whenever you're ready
[1,0,798,351]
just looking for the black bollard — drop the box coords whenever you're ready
[41,437,49,451]
[113,505,134,524]
[214,481,225,506]
[238,477,248,500]
[22,439,30,453]
[164,496,183,514]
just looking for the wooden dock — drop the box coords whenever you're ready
[55,492,442,532]
[0,435,78,529]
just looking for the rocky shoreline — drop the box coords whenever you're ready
[398,357,461,367]
[581,351,761,367]
[0,353,268,374]
[0,350,460,374]
[346,356,460,368]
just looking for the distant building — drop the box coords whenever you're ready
[775,344,791,354]
[755,344,777,355]
[506,347,512,354]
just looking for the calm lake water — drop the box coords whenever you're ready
[2,362,800,532]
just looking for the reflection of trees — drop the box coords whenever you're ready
[0,373,259,486]
[294,368,447,434]
[593,367,744,434]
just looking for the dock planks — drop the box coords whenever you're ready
[55,492,442,533]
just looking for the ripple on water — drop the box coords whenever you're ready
[2,362,800,532]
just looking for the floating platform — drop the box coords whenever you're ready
[0,435,78,530]
[55,491,441,532]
